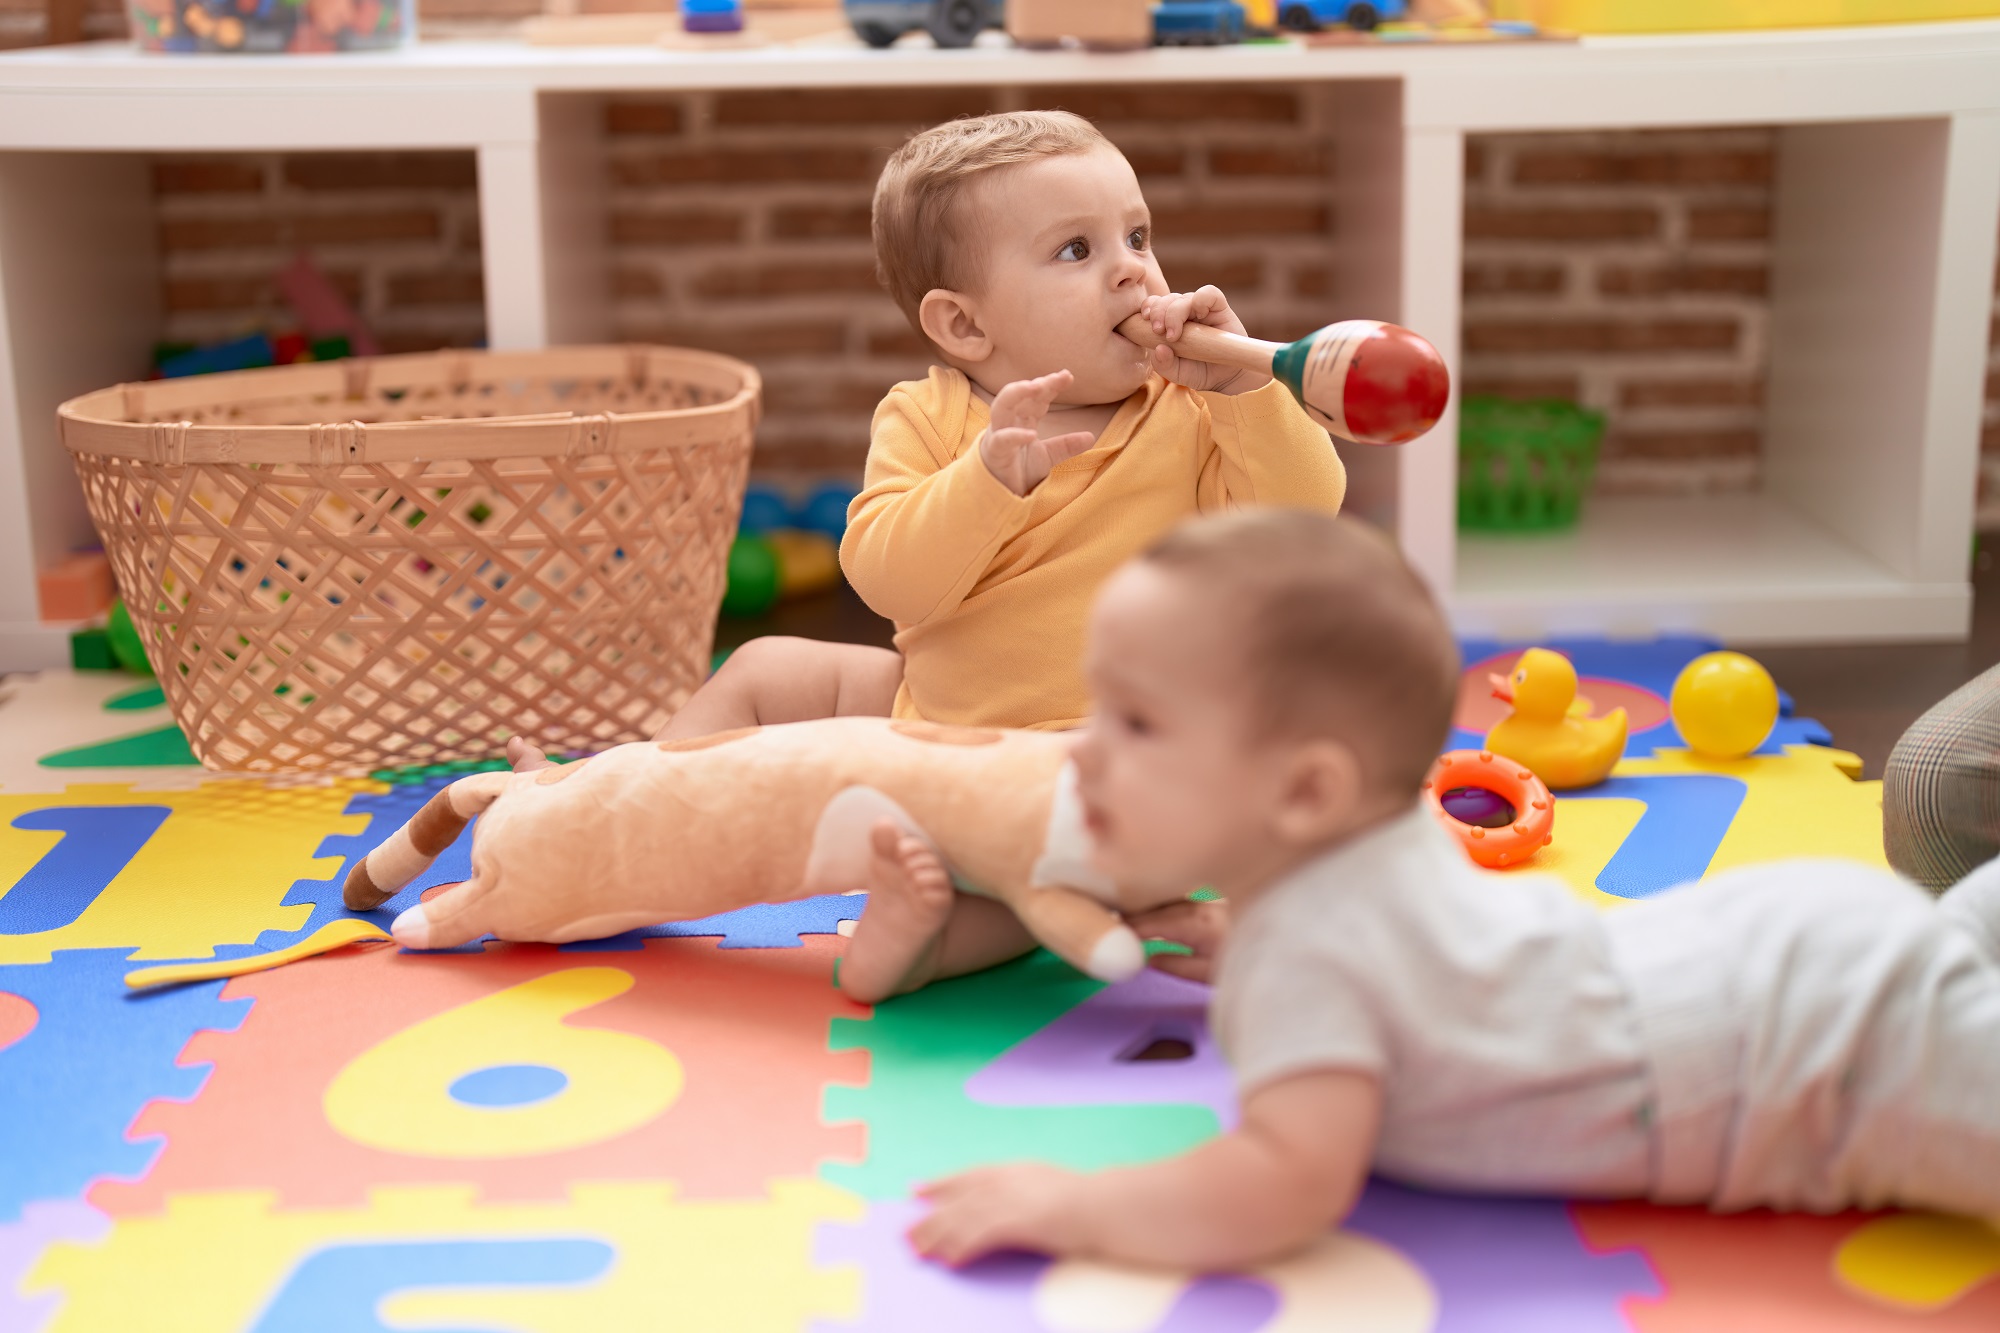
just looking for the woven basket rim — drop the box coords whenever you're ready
[58,343,762,468]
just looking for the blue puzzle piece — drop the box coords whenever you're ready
[0,948,249,1221]
[0,807,173,936]
[272,778,860,957]
[252,1238,612,1332]
[1566,775,1747,899]
[1454,635,1832,758]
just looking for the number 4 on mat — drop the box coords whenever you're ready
[0,807,171,935]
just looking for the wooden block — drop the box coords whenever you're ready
[1006,0,1152,49]
[38,551,113,623]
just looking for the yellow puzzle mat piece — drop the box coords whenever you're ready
[0,781,367,965]
[1525,744,1885,911]
[28,1179,862,1333]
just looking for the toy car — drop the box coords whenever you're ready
[1276,0,1405,30]
[845,0,1005,47]
[1153,0,1245,45]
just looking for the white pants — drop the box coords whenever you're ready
[1608,857,2000,1216]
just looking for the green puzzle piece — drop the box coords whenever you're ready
[823,950,1218,1201]
[40,725,198,769]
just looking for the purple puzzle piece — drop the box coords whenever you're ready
[812,1201,1277,1333]
[1347,1182,1659,1332]
[0,1199,109,1332]
[964,968,1238,1130]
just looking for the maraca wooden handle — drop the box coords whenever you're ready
[1115,315,1283,376]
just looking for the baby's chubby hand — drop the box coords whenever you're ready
[1128,896,1229,984]
[1138,287,1271,395]
[909,1163,1088,1266]
[978,370,1098,497]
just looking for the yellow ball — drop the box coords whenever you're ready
[1670,651,1779,759]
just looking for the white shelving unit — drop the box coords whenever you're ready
[0,23,1996,667]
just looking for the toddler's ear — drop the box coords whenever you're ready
[1271,739,1365,847]
[919,289,992,364]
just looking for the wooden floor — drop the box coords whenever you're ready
[721,550,2000,782]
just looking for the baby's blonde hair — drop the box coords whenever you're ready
[872,110,1113,335]
[1143,509,1462,801]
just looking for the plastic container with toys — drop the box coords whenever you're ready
[129,0,414,54]
[57,345,760,773]
[1456,395,1604,534]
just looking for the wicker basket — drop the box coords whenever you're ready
[58,346,761,774]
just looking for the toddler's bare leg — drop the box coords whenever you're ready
[656,637,902,742]
[840,822,1036,1003]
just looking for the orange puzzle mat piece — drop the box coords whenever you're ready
[92,935,868,1215]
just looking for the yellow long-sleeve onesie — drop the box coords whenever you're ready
[839,365,1348,730]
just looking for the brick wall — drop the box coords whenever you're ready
[604,84,1347,477]
[1462,128,1775,497]
[153,151,486,356]
[1984,253,2000,526]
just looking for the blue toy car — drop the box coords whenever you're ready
[1153,0,1245,44]
[1276,0,1405,30]
[844,0,1005,48]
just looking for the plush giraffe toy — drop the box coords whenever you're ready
[343,716,1169,981]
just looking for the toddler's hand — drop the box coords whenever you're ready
[1127,897,1229,983]
[978,370,1098,497]
[910,1163,1085,1266]
[1138,287,1270,394]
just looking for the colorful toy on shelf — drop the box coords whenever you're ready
[722,536,784,619]
[683,0,745,31]
[132,0,408,52]
[1153,0,1247,44]
[1008,0,1152,48]
[1422,749,1554,869]
[104,601,156,678]
[37,550,114,623]
[764,530,842,599]
[277,254,380,357]
[797,481,858,540]
[1484,647,1626,789]
[1457,395,1604,533]
[1670,651,1779,760]
[738,483,794,537]
[844,0,1005,47]
[1116,314,1449,446]
[153,331,350,380]
[1278,0,1406,29]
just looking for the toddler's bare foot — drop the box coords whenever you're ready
[506,736,554,773]
[839,820,956,1004]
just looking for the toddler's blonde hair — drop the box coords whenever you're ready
[872,110,1113,335]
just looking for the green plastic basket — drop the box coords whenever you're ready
[1457,396,1606,533]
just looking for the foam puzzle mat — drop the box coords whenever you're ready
[3,639,1998,1331]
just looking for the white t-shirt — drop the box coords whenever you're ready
[1210,805,1654,1197]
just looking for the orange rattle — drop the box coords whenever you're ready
[1422,750,1554,869]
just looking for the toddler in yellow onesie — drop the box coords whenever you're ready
[653,108,1347,742]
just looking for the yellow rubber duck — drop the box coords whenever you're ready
[1484,648,1628,790]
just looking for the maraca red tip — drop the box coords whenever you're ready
[1342,325,1450,446]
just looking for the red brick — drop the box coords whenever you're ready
[1511,148,1772,188]
[608,210,746,246]
[691,261,884,301]
[1598,263,1768,298]
[763,378,894,414]
[712,88,999,127]
[1988,368,2000,402]
[163,275,272,313]
[611,147,877,187]
[1985,423,2000,454]
[1157,256,1264,294]
[1462,318,1739,355]
[386,269,485,308]
[1207,144,1333,178]
[1464,141,1488,182]
[153,159,265,195]
[1619,378,1762,409]
[378,330,486,355]
[1602,428,1760,460]
[867,326,927,357]
[1463,375,1583,402]
[1118,145,1186,177]
[1687,206,1770,242]
[283,153,476,192]
[626,321,851,358]
[1154,202,1330,238]
[1464,206,1659,243]
[612,267,664,299]
[604,101,683,136]
[1463,264,1566,298]
[753,438,871,473]
[1292,265,1334,299]
[456,214,482,257]
[770,204,875,241]
[158,210,440,251]
[1029,86,1299,124]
